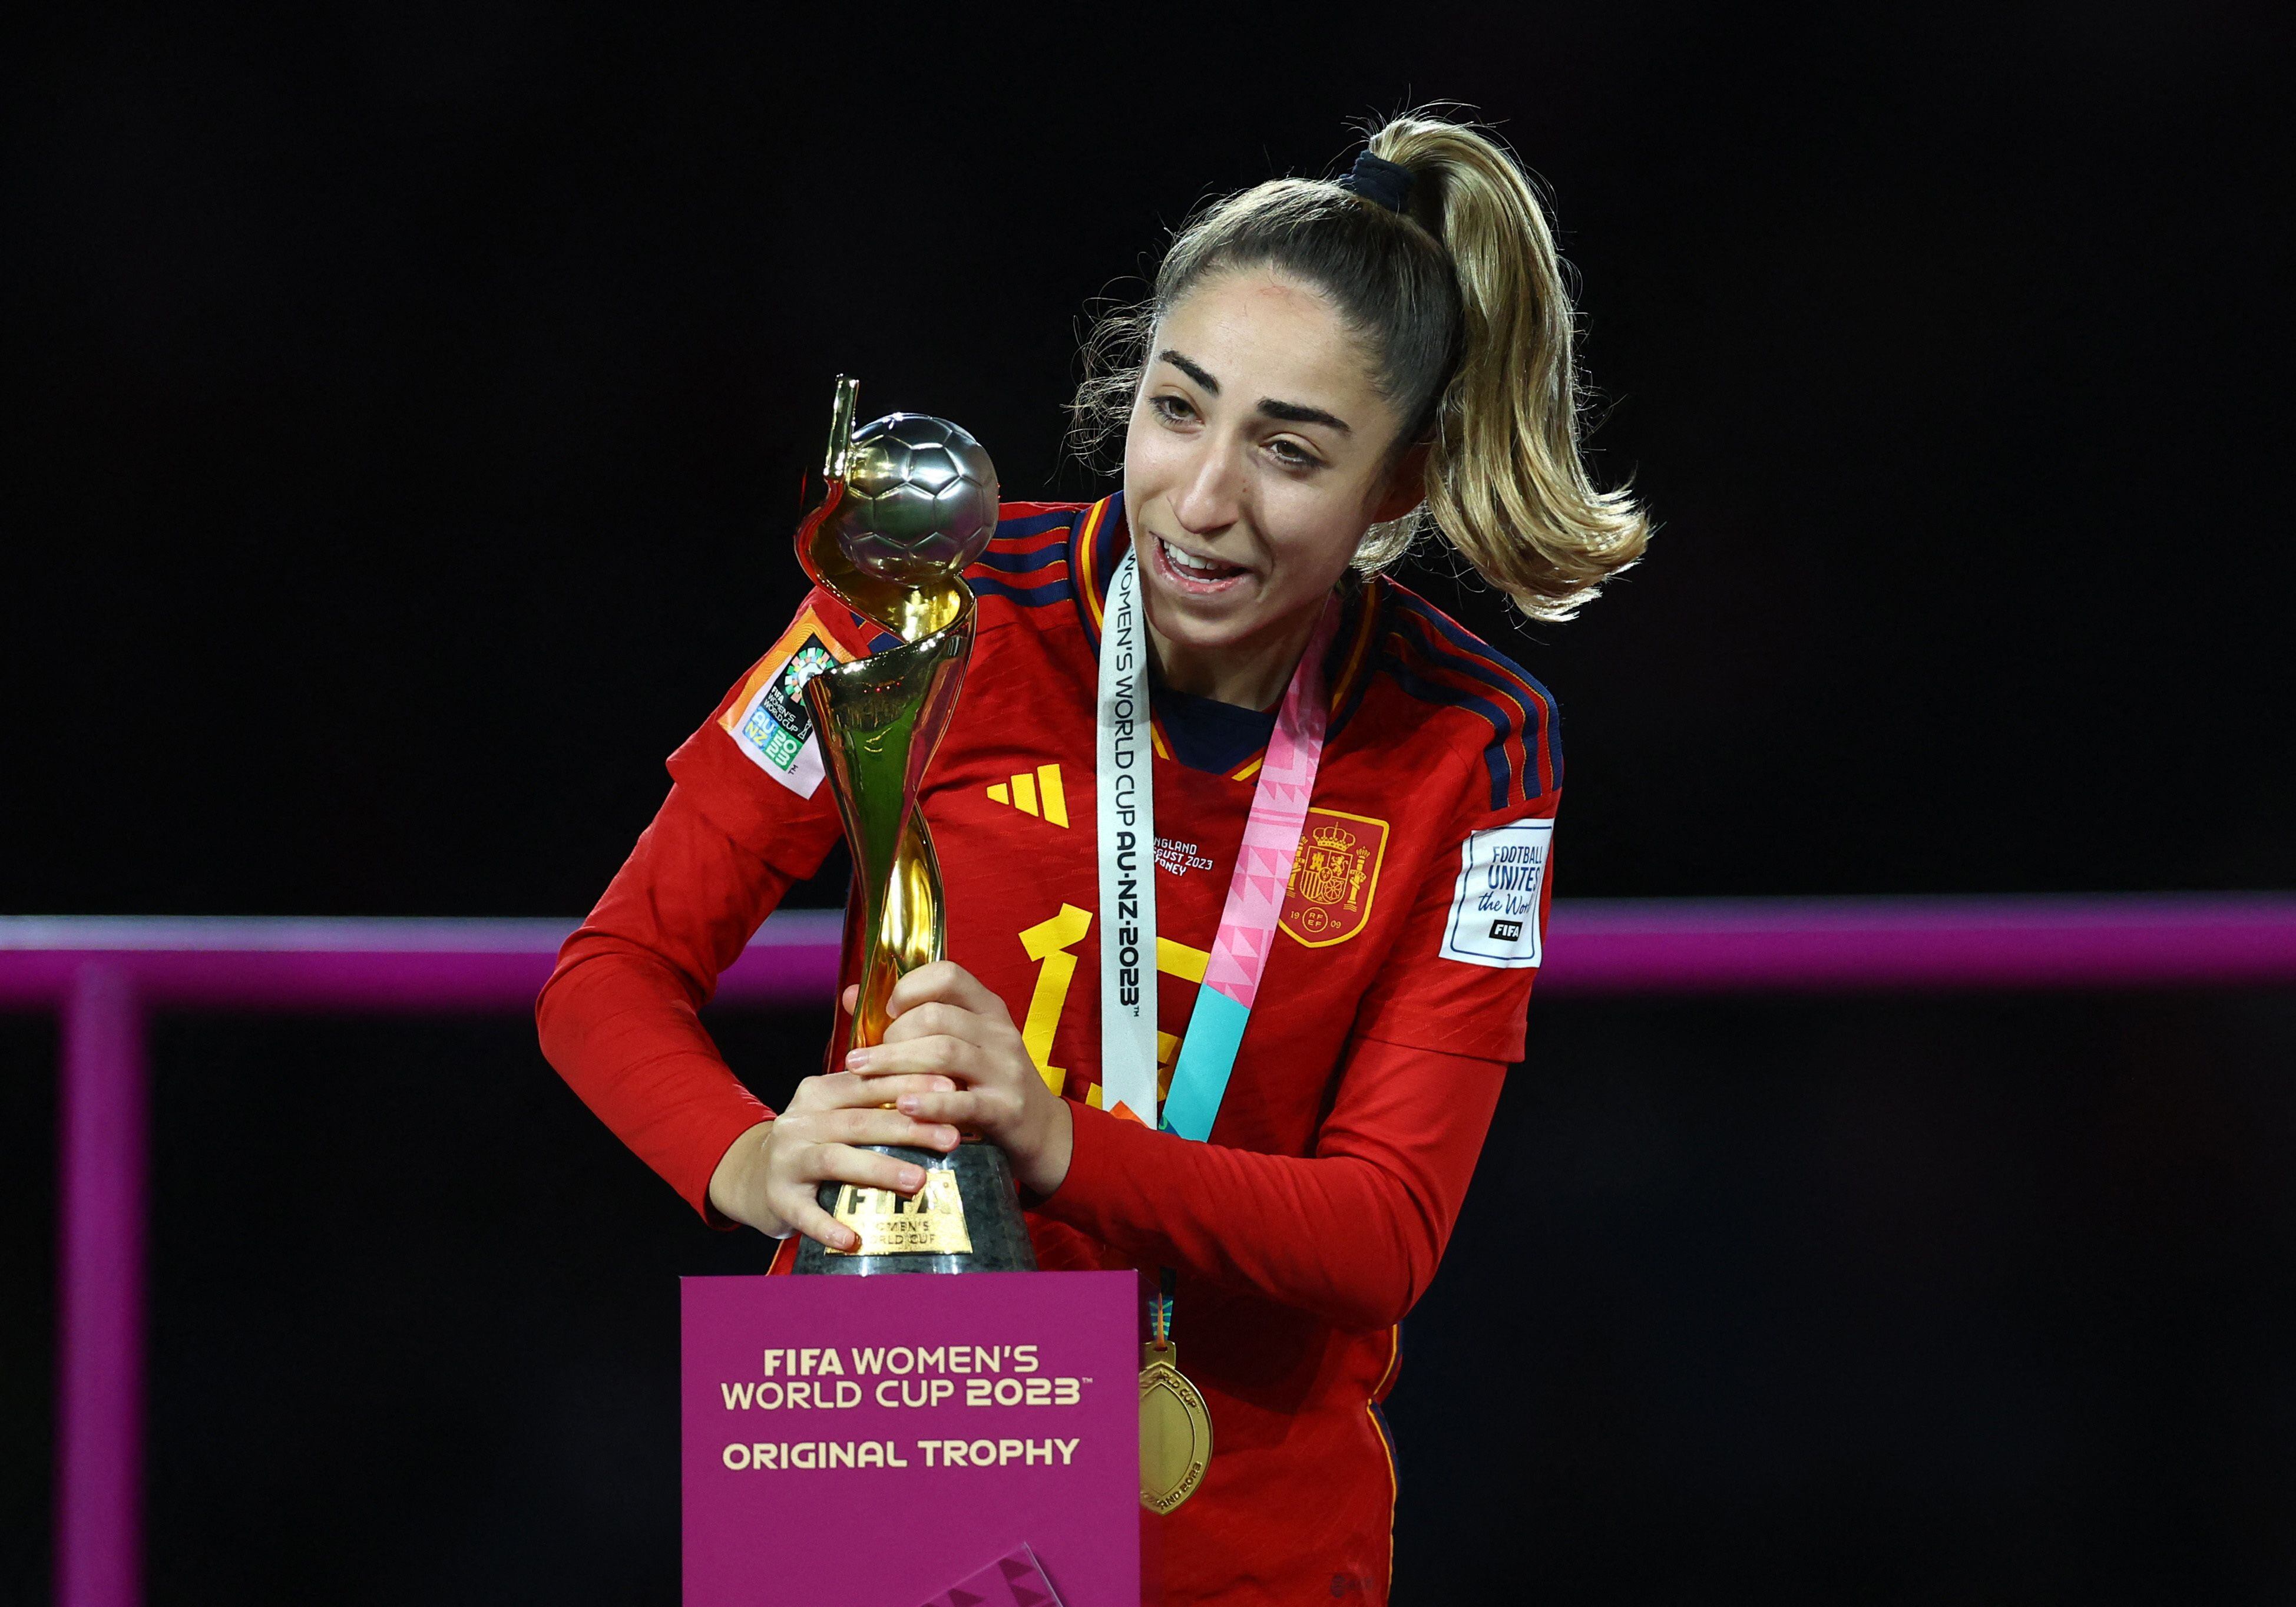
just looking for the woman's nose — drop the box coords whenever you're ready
[1169,432,1245,535]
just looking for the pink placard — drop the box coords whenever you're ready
[682,1271,1139,1607]
[918,1540,1066,1606]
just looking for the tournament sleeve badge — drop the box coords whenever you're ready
[717,606,857,797]
[1440,817,1555,968]
[1278,807,1389,948]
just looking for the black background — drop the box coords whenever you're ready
[4,3,2292,1602]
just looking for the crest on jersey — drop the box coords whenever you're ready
[1279,808,1389,948]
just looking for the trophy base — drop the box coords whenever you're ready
[793,1139,1038,1275]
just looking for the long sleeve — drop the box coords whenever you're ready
[1033,1035,1507,1331]
[539,588,868,1219]
[537,781,809,1222]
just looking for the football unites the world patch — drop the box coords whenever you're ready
[1440,817,1554,968]
[718,609,854,796]
[1278,808,1388,948]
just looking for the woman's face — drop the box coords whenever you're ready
[1123,268,1413,683]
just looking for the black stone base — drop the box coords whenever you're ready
[792,1139,1038,1275]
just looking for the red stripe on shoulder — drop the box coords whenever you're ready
[986,524,1073,555]
[997,499,1090,520]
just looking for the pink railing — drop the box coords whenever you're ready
[8,894,2296,1606]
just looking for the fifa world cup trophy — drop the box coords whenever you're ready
[792,378,1037,1274]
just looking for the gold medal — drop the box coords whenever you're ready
[1139,1339,1212,1512]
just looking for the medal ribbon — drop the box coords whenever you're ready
[1094,550,1159,1126]
[1094,545,1339,1138]
[1097,537,1335,1516]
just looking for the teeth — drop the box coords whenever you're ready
[1163,538,1229,576]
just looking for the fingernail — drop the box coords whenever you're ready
[897,1096,919,1113]
[938,1127,958,1148]
[900,1167,925,1191]
[845,1049,872,1070]
[934,1077,955,1092]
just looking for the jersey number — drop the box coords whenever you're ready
[1016,903,1207,1107]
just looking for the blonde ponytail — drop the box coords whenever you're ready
[1364,115,1646,618]
[1070,109,1646,621]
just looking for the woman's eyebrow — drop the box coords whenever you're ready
[1258,398,1351,433]
[1155,347,1351,432]
[1156,349,1220,392]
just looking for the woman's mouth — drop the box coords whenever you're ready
[1150,535,1250,596]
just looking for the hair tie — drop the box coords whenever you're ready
[1338,151,1414,214]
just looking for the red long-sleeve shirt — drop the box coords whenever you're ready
[538,494,1561,1605]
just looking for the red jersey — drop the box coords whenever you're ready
[540,493,1562,1604]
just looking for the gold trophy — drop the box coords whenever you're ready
[792,378,1036,1275]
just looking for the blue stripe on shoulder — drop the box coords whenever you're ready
[837,604,886,651]
[972,508,1079,611]
[1398,627,1561,792]
[970,574,1075,609]
[1391,596,1549,689]
[992,508,1082,541]
[1385,597,1561,793]
[1381,659,1519,811]
[973,542,1070,578]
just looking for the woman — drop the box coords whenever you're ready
[539,111,1646,1603]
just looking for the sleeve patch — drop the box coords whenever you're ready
[1439,819,1553,970]
[716,607,856,797]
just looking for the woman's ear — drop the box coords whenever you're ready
[1370,441,1430,523]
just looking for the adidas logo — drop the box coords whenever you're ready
[986,763,1068,828]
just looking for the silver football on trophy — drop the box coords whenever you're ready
[830,413,1001,580]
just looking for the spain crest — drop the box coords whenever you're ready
[1279,807,1389,948]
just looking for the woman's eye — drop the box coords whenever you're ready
[1149,394,1197,425]
[1265,438,1321,469]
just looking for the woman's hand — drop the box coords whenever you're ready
[846,961,1076,1197]
[706,1066,964,1250]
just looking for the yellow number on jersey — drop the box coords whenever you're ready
[1014,904,1208,1103]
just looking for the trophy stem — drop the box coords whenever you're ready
[802,600,975,1052]
[845,811,945,1052]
